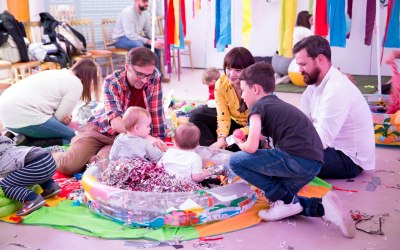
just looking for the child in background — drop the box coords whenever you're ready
[0,136,61,216]
[158,123,210,183]
[229,62,354,238]
[202,67,220,109]
[190,68,220,116]
[109,107,163,163]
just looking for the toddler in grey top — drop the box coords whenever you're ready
[109,106,163,163]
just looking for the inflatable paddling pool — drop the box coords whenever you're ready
[81,147,258,227]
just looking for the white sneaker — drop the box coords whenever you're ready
[322,191,355,238]
[258,199,303,221]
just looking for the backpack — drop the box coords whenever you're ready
[39,12,87,68]
[56,23,86,54]
[0,10,29,62]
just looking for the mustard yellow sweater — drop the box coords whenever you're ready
[214,74,249,137]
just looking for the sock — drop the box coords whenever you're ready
[318,203,325,216]
[281,192,299,204]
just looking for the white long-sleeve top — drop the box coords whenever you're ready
[301,66,375,170]
[0,69,82,128]
[293,26,313,46]
[112,5,151,43]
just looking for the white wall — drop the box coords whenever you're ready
[0,0,7,12]
[183,0,395,76]
[29,0,45,21]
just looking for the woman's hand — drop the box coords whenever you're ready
[60,114,72,125]
[210,137,226,149]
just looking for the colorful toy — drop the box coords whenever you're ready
[233,129,246,142]
[288,59,306,87]
[82,147,257,228]
[365,94,400,146]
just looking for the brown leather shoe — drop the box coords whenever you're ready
[161,76,171,83]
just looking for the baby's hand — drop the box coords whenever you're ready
[202,169,211,177]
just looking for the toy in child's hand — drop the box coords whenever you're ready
[233,129,246,141]
[225,129,246,146]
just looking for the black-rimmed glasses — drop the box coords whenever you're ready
[131,66,155,80]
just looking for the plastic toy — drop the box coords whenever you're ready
[288,59,306,87]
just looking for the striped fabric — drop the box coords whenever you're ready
[0,153,56,203]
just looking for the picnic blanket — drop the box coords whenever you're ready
[0,171,332,241]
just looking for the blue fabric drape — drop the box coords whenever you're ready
[384,0,400,48]
[328,0,346,47]
[215,0,231,52]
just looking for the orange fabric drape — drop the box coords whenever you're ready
[7,0,30,21]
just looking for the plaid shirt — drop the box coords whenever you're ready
[88,68,165,138]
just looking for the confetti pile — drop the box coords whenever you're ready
[99,158,202,192]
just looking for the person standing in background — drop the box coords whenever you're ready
[112,0,170,83]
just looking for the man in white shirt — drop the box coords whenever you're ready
[293,35,375,179]
[113,0,169,82]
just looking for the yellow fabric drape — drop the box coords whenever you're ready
[196,0,201,16]
[241,0,252,48]
[279,0,298,57]
[173,0,180,46]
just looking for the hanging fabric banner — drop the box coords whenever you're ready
[278,0,297,57]
[346,0,353,38]
[215,0,232,52]
[364,0,376,46]
[173,0,180,46]
[193,0,201,18]
[241,0,252,48]
[164,0,172,74]
[181,0,187,37]
[167,0,175,45]
[384,0,400,48]
[328,0,346,47]
[309,0,315,13]
[315,0,328,36]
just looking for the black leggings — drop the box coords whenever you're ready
[189,112,242,152]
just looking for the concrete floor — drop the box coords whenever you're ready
[1,69,400,250]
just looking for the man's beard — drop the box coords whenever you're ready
[303,67,320,85]
[139,5,148,11]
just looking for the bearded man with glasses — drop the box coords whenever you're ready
[54,47,167,175]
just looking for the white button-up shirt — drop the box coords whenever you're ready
[301,66,375,170]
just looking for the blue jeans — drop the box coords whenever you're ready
[115,36,162,70]
[230,148,325,217]
[318,147,363,179]
[8,117,75,144]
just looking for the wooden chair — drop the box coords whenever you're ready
[3,21,44,83]
[23,21,59,71]
[100,18,128,69]
[0,60,12,90]
[69,19,114,74]
[155,16,194,76]
[171,39,194,72]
